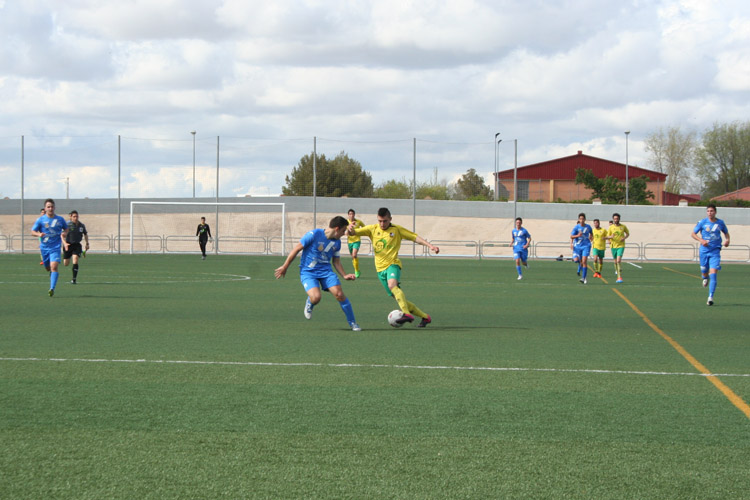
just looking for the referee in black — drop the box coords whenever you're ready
[196,216,212,260]
[63,210,89,284]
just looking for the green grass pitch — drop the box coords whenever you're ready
[1,254,749,499]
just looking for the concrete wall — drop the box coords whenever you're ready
[1,197,747,260]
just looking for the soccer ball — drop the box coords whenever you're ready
[387,309,405,328]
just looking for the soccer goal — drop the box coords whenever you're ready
[129,201,287,255]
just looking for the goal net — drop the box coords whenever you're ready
[129,202,287,255]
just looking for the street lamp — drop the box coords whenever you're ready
[191,131,196,198]
[494,133,500,200]
[624,130,630,205]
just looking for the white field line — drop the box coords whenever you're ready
[628,262,643,269]
[1,357,748,378]
[0,273,251,285]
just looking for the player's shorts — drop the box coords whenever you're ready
[572,245,591,261]
[592,248,605,259]
[300,269,341,292]
[63,242,82,259]
[40,246,62,266]
[699,249,722,272]
[347,242,361,253]
[377,265,401,296]
[513,248,528,262]
[611,247,625,259]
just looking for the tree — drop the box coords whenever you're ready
[643,126,697,193]
[374,179,412,199]
[453,168,492,201]
[417,168,450,200]
[575,168,624,202]
[282,151,374,197]
[627,175,655,204]
[574,168,653,204]
[695,121,750,199]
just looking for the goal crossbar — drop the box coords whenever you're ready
[129,201,286,255]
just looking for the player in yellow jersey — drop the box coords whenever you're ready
[346,209,366,278]
[348,207,440,327]
[591,218,608,278]
[605,213,629,283]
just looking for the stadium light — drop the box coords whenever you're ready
[625,130,630,205]
[494,133,500,201]
[191,131,197,198]
[512,139,518,220]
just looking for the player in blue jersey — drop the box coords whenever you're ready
[570,213,593,284]
[31,198,69,297]
[691,204,730,306]
[275,216,361,331]
[510,217,531,280]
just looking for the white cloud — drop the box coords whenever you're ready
[1,0,750,198]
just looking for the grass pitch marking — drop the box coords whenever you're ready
[612,287,750,419]
[0,272,251,285]
[1,357,748,378]
[663,266,701,280]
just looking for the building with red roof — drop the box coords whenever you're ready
[711,186,750,202]
[495,150,679,204]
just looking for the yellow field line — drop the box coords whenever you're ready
[612,288,750,420]
[663,266,701,279]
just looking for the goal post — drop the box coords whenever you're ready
[129,201,286,255]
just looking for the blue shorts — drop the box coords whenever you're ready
[301,269,341,292]
[40,247,62,266]
[513,249,528,262]
[699,249,722,272]
[572,246,591,261]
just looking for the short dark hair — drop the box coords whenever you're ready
[44,198,55,206]
[329,216,348,229]
[578,212,586,219]
[348,209,355,215]
[515,217,522,223]
[612,213,621,219]
[707,203,717,211]
[69,210,78,216]
[593,218,600,223]
[377,207,391,218]
[201,217,206,220]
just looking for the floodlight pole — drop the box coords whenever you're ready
[494,132,500,201]
[513,139,518,221]
[625,130,630,205]
[191,131,196,198]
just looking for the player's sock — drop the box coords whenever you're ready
[391,287,411,314]
[72,264,79,280]
[709,273,717,296]
[50,271,59,290]
[353,257,359,273]
[582,267,588,280]
[577,263,582,274]
[516,265,522,276]
[617,262,622,277]
[339,298,356,324]
[406,301,427,320]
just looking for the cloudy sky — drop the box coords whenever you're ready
[1,0,749,199]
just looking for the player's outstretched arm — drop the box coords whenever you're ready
[415,235,439,254]
[274,243,304,279]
